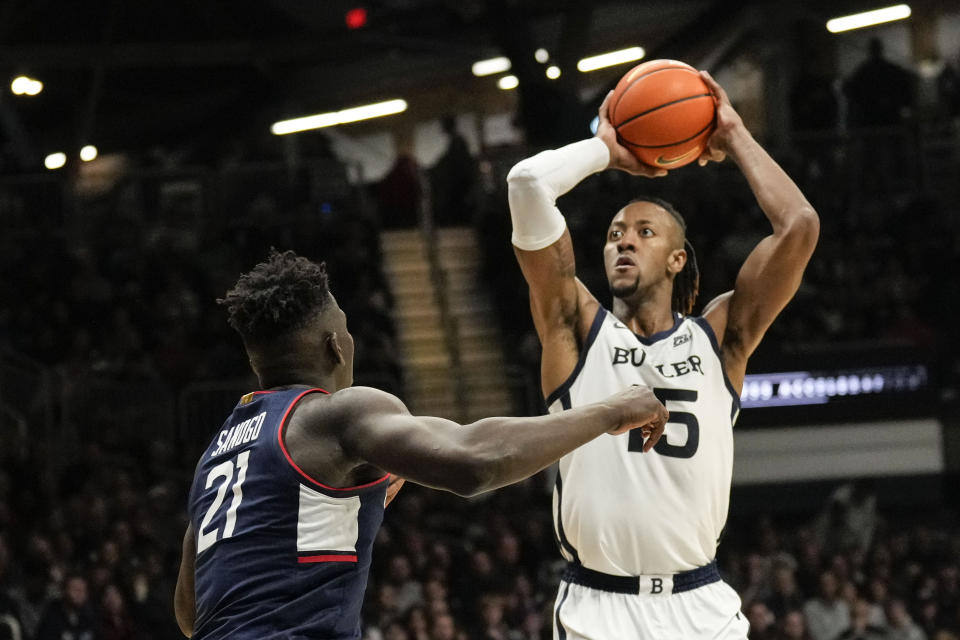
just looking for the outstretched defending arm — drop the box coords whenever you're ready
[334,385,668,498]
[698,71,820,390]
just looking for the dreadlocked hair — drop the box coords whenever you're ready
[628,196,700,316]
[217,248,331,345]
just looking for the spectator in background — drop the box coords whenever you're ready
[430,612,462,640]
[768,557,806,619]
[778,609,813,640]
[741,552,775,607]
[837,598,890,639]
[805,571,852,640]
[384,620,411,640]
[814,482,878,557]
[844,38,916,128]
[431,116,477,227]
[387,555,424,617]
[938,59,960,118]
[475,594,517,640]
[98,584,134,640]
[885,599,926,640]
[34,574,97,640]
[747,600,778,640]
[378,144,422,229]
[406,606,430,640]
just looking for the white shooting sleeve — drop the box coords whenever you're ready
[506,137,610,251]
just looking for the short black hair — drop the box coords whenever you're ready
[628,196,687,237]
[218,249,331,345]
[626,196,700,315]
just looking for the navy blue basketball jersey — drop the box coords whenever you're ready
[187,387,388,640]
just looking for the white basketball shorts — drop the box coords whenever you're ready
[552,562,748,640]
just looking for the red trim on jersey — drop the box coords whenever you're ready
[298,554,358,563]
[277,388,390,491]
[251,390,276,395]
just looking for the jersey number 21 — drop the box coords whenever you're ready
[197,451,250,554]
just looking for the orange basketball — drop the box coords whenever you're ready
[608,59,716,169]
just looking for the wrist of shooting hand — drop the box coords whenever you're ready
[722,125,754,156]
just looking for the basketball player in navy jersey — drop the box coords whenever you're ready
[174,249,669,639]
[506,71,819,639]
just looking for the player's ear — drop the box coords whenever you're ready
[325,332,346,367]
[667,247,687,275]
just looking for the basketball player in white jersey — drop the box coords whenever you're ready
[506,71,819,639]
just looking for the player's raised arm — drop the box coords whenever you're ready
[331,386,667,498]
[697,71,820,390]
[508,94,666,393]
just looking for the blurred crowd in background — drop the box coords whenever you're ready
[0,41,959,640]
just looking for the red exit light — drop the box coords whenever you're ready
[346,7,367,30]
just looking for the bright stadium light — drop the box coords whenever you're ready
[11,75,43,96]
[827,4,911,33]
[577,46,645,72]
[498,75,519,90]
[546,65,561,79]
[472,56,512,77]
[534,48,550,63]
[44,152,66,170]
[80,145,98,162]
[271,99,408,135]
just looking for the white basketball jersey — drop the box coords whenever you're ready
[547,308,740,576]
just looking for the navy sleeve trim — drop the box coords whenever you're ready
[544,307,607,408]
[691,317,742,423]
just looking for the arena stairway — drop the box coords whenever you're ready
[380,227,513,423]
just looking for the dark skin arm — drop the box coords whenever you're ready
[696,71,820,390]
[175,523,196,637]
[317,385,667,498]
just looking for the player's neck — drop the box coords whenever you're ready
[259,366,342,393]
[612,290,676,338]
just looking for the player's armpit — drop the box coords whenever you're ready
[175,523,196,637]
[527,274,601,398]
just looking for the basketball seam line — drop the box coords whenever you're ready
[614,93,714,130]
[612,65,700,122]
[620,116,716,149]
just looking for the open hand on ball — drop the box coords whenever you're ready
[596,91,669,178]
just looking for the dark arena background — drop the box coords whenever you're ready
[2,1,960,639]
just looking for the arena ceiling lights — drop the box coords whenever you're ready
[577,47,645,72]
[826,4,911,33]
[270,99,408,134]
[44,152,66,170]
[10,75,43,96]
[472,56,512,77]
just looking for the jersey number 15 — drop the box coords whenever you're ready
[628,388,699,459]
